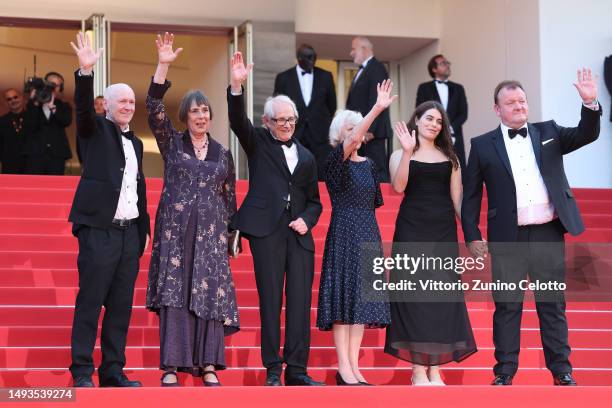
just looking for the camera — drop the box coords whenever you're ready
[24,76,56,105]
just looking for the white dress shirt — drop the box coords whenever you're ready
[114,129,140,220]
[435,80,449,111]
[501,123,555,226]
[281,143,298,174]
[296,65,313,106]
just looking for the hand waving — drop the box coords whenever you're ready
[156,32,183,65]
[573,67,598,103]
[70,32,103,71]
[394,121,416,153]
[230,52,253,89]
[375,79,398,110]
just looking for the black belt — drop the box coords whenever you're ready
[112,218,137,228]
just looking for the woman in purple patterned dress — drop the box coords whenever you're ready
[145,33,239,387]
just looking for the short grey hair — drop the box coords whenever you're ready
[328,110,363,147]
[263,94,298,119]
[103,83,133,103]
[178,89,213,123]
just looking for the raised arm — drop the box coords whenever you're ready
[389,121,416,193]
[153,32,183,85]
[557,67,601,154]
[69,32,103,139]
[343,79,397,160]
[147,32,183,157]
[227,52,257,155]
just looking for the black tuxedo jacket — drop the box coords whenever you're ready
[273,66,336,147]
[227,86,322,251]
[68,71,150,256]
[346,57,392,140]
[461,105,601,243]
[416,80,468,161]
[23,98,73,160]
[604,55,612,121]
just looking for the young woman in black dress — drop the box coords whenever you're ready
[385,102,477,386]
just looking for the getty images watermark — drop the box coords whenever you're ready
[359,242,612,303]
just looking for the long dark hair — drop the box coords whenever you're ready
[407,101,459,170]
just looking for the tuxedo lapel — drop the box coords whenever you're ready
[491,127,514,180]
[105,119,126,160]
[292,142,308,178]
[265,130,291,177]
[429,81,441,103]
[528,123,542,170]
[290,69,307,109]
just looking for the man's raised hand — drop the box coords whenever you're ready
[230,52,253,91]
[70,32,103,73]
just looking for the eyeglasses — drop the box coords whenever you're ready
[438,60,451,67]
[271,117,298,126]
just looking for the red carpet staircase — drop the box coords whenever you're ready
[1,174,611,405]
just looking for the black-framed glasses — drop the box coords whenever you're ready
[271,117,298,126]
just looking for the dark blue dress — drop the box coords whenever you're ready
[316,145,391,330]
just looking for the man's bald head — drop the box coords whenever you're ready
[103,83,135,130]
[350,36,374,66]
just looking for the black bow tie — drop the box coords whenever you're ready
[508,128,527,139]
[275,138,293,148]
[435,80,448,84]
[301,70,311,76]
[121,130,134,140]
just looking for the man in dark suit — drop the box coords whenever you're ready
[228,52,323,386]
[67,32,150,388]
[462,70,601,386]
[274,44,336,180]
[416,54,468,170]
[0,88,28,173]
[346,36,392,182]
[23,71,73,175]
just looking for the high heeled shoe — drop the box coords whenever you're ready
[335,371,360,386]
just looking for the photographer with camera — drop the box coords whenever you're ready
[23,71,73,175]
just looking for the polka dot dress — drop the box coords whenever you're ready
[316,145,391,330]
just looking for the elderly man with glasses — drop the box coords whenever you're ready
[227,52,323,386]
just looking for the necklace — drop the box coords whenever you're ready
[191,134,209,160]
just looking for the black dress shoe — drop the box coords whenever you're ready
[265,373,282,386]
[100,373,142,387]
[554,373,577,386]
[73,376,94,388]
[285,374,325,386]
[491,374,513,385]
[359,381,373,386]
[335,372,360,386]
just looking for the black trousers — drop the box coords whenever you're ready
[491,219,571,376]
[358,138,389,182]
[248,210,314,378]
[69,224,140,380]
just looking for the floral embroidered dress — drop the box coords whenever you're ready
[145,80,239,372]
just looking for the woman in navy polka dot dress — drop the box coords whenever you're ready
[316,80,396,386]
